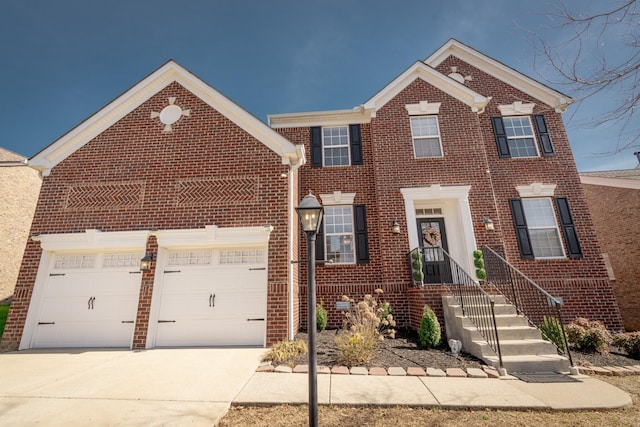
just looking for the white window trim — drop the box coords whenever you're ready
[516,183,556,198]
[319,191,356,206]
[322,126,351,167]
[323,205,356,265]
[410,115,444,159]
[521,197,566,259]
[405,101,441,115]
[498,101,536,116]
[502,116,540,158]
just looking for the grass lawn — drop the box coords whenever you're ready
[0,305,9,340]
[219,376,640,427]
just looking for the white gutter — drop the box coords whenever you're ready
[287,152,305,340]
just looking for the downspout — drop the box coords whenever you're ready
[288,153,305,340]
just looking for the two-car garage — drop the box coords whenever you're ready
[21,227,270,350]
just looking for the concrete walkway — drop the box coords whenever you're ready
[0,348,264,426]
[235,371,633,410]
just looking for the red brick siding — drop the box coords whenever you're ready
[1,82,292,351]
[582,184,640,331]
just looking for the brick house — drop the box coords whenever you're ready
[0,148,41,304]
[1,61,305,351]
[271,39,622,334]
[581,158,640,331]
[1,40,622,352]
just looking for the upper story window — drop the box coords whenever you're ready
[410,116,443,158]
[322,127,350,166]
[502,116,539,158]
[310,125,362,167]
[520,198,564,258]
[492,112,555,158]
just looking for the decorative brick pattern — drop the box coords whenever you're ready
[65,181,145,210]
[175,177,258,206]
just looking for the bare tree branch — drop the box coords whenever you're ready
[531,0,639,154]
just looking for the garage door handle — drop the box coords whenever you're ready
[247,318,265,322]
[164,270,181,274]
[49,273,65,277]
[249,267,266,271]
[38,322,55,325]
[88,296,95,310]
[158,320,176,323]
[121,321,134,324]
[209,293,216,308]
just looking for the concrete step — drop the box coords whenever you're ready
[449,302,518,316]
[482,354,570,373]
[473,339,559,357]
[459,313,530,328]
[463,324,542,341]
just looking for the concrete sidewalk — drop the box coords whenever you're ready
[234,371,633,410]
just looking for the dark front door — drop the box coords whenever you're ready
[417,218,450,283]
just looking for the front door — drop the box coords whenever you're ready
[417,218,451,283]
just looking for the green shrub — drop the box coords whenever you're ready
[262,339,307,364]
[473,258,485,269]
[472,250,483,259]
[565,317,612,354]
[540,316,566,352]
[0,305,9,340]
[612,332,640,359]
[335,289,396,365]
[418,305,441,348]
[316,302,328,332]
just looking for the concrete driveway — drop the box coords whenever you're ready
[0,347,264,426]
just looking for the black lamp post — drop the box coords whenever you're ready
[295,193,323,427]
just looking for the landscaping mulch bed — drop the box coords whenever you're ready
[283,328,639,371]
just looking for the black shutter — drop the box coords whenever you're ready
[310,126,322,167]
[533,114,555,156]
[555,197,583,258]
[354,205,370,264]
[315,218,325,261]
[510,199,534,259]
[349,124,363,165]
[491,117,511,158]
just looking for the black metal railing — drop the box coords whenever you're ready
[482,245,574,366]
[408,246,504,369]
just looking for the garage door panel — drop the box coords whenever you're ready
[154,248,267,347]
[33,253,142,348]
[34,322,135,348]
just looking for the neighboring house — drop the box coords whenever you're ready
[1,40,623,352]
[0,148,41,304]
[580,157,640,331]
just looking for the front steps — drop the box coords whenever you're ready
[442,295,570,373]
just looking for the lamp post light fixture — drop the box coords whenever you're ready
[295,193,323,427]
[140,253,154,272]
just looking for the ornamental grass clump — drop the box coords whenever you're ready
[316,301,328,332]
[262,339,307,365]
[540,315,566,352]
[335,289,396,365]
[565,317,612,354]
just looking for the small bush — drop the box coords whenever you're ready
[540,316,566,352]
[565,317,612,354]
[612,332,640,359]
[335,289,396,365]
[262,339,307,364]
[316,302,328,332]
[418,305,441,348]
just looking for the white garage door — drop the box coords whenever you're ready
[154,248,267,347]
[32,252,142,348]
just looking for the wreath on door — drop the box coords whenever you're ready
[422,227,441,246]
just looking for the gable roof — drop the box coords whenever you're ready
[426,39,572,112]
[362,61,490,114]
[580,168,640,189]
[29,61,304,176]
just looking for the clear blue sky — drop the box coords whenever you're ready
[1,0,636,171]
